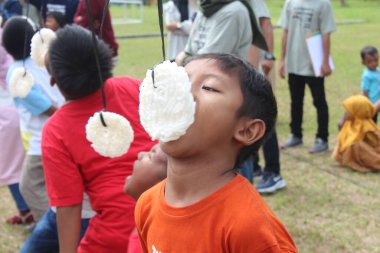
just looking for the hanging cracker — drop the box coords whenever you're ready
[86,111,134,158]
[139,60,196,142]
[9,67,34,98]
[30,28,56,67]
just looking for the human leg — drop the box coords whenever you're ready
[235,156,254,183]
[19,208,91,253]
[8,183,29,212]
[282,74,305,148]
[252,155,263,182]
[288,74,306,139]
[307,76,329,141]
[262,130,280,175]
[19,155,49,222]
[306,76,329,153]
[6,183,34,224]
[255,129,286,193]
[19,209,59,253]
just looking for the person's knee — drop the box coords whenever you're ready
[313,97,328,109]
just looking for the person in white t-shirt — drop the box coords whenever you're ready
[2,16,64,222]
[164,0,197,61]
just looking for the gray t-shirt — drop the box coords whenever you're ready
[251,0,270,25]
[280,0,336,76]
[251,0,271,62]
[184,1,252,60]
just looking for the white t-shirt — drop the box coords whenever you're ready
[164,0,198,60]
[6,57,64,155]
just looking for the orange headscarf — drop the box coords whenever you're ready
[338,95,380,152]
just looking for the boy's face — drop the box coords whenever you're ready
[45,16,60,31]
[362,53,378,71]
[124,144,167,201]
[160,58,246,157]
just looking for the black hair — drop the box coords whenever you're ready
[48,25,113,100]
[2,16,36,60]
[185,53,277,166]
[360,46,378,60]
[46,11,67,28]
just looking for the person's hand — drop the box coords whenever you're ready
[94,20,101,30]
[321,62,332,77]
[279,59,285,79]
[74,16,82,24]
[261,59,274,76]
[166,22,180,32]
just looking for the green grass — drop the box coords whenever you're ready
[1,1,380,252]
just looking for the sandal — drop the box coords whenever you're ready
[6,210,34,225]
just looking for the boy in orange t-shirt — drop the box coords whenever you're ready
[135,54,297,252]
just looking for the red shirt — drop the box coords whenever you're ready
[42,77,155,252]
[74,0,119,56]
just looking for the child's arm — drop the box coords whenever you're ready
[14,85,56,116]
[56,204,82,253]
[361,73,370,98]
[43,105,57,116]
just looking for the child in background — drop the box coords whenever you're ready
[123,144,168,253]
[74,0,118,63]
[135,54,297,252]
[45,11,66,31]
[0,23,33,225]
[360,46,380,123]
[2,16,64,222]
[42,25,155,253]
[333,95,380,172]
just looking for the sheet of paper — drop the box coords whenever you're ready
[306,33,334,77]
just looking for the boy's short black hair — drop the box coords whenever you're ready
[360,46,378,60]
[185,53,277,166]
[46,11,67,28]
[2,16,36,60]
[48,25,113,100]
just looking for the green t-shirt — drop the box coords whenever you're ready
[280,0,336,76]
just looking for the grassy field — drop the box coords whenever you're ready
[1,0,380,252]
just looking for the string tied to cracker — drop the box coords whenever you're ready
[83,0,134,158]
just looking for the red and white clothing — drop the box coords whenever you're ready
[42,77,155,253]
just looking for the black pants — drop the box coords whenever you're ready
[288,74,329,141]
[253,129,280,175]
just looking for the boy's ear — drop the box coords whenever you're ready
[234,118,266,146]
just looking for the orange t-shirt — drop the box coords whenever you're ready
[135,174,297,253]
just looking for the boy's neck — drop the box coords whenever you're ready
[164,150,237,207]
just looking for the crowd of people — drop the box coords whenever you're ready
[0,0,379,252]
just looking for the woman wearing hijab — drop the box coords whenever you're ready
[333,95,380,172]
